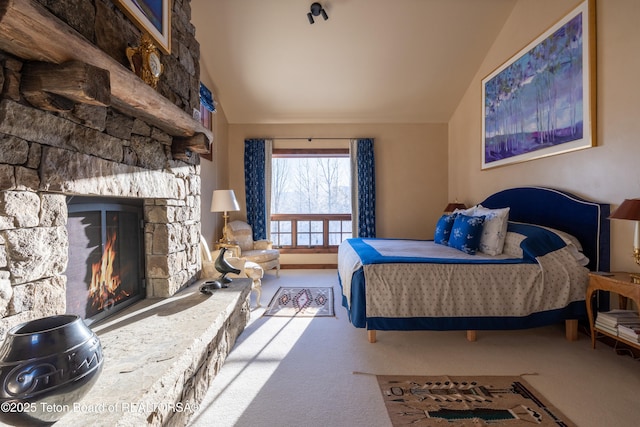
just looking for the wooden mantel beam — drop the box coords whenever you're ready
[21,60,111,112]
[0,0,212,146]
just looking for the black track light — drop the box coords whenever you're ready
[307,2,328,24]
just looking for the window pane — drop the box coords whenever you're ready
[274,221,291,232]
[310,233,322,245]
[271,152,352,248]
[329,233,344,245]
[279,234,292,246]
[271,157,351,214]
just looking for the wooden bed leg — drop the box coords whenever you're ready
[565,319,578,341]
[466,330,477,342]
[368,330,377,343]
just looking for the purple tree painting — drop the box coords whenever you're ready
[482,1,594,169]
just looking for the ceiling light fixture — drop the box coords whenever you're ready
[307,2,328,24]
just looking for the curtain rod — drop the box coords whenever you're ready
[271,137,353,141]
[265,136,358,142]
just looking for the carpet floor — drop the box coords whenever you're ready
[189,270,640,427]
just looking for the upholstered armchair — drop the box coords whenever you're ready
[224,220,280,276]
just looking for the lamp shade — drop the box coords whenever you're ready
[211,190,240,213]
[609,199,640,221]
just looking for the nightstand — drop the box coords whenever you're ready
[586,272,640,350]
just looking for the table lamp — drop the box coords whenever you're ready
[609,198,640,281]
[211,190,240,243]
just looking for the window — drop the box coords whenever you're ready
[270,149,352,252]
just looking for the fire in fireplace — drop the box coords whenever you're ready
[66,197,146,324]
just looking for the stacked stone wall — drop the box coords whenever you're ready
[0,3,247,425]
[0,26,202,336]
[35,0,200,116]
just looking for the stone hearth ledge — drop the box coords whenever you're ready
[55,278,251,427]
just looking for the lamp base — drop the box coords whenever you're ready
[219,211,231,244]
[628,248,640,283]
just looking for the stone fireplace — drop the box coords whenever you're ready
[0,95,203,336]
[0,2,252,424]
[0,0,209,337]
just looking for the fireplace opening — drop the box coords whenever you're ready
[66,197,146,325]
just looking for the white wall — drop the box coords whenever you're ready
[199,100,230,247]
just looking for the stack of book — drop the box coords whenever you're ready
[618,323,640,343]
[595,309,640,340]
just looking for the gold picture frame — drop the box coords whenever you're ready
[116,0,171,54]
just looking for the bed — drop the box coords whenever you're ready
[338,187,610,343]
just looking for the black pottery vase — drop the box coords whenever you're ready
[0,315,104,426]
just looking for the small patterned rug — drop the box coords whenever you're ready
[263,287,334,317]
[377,374,576,426]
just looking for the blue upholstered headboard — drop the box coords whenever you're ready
[481,187,610,272]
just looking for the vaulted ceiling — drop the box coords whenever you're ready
[191,0,517,124]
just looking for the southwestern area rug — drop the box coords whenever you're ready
[263,287,334,317]
[376,375,576,426]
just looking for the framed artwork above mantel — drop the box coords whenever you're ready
[481,0,595,169]
[116,0,171,54]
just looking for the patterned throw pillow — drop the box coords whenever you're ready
[473,205,510,255]
[448,214,486,255]
[434,213,457,245]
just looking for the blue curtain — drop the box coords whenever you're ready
[354,138,376,237]
[244,139,267,240]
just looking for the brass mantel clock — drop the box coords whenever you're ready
[126,33,163,89]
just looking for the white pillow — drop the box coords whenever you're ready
[502,231,525,258]
[502,222,589,266]
[453,205,477,216]
[508,221,588,266]
[539,225,583,251]
[471,205,510,255]
[540,225,589,266]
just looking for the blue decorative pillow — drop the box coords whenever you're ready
[434,213,457,245]
[449,214,486,255]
